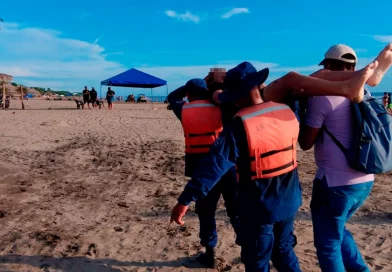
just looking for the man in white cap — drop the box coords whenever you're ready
[319,44,372,96]
[299,45,374,271]
[319,44,357,68]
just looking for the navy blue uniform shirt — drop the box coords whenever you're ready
[178,113,303,225]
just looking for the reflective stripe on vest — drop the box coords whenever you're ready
[182,100,223,154]
[235,102,299,180]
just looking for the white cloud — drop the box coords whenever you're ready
[373,35,392,43]
[137,62,321,91]
[77,12,91,20]
[104,52,124,56]
[164,10,200,23]
[0,22,325,95]
[22,80,67,89]
[93,34,103,44]
[354,48,368,54]
[0,22,125,92]
[221,8,250,19]
[272,65,320,73]
[2,22,362,96]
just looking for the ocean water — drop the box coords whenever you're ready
[116,92,386,103]
[148,92,386,102]
[146,96,169,102]
[371,92,387,99]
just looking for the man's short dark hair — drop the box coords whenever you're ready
[324,58,356,71]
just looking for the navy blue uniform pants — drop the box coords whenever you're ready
[195,166,239,248]
[240,215,301,272]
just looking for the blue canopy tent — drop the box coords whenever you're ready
[100,68,168,105]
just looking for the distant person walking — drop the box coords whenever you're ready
[90,87,98,109]
[383,92,389,108]
[388,93,392,113]
[82,86,91,109]
[106,87,115,110]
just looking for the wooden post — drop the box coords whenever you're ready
[0,74,13,109]
[2,81,5,109]
[20,85,25,110]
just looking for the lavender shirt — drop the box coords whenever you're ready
[305,96,374,187]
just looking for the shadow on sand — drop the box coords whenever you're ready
[0,255,207,272]
[140,209,392,226]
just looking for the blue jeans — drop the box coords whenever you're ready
[240,215,301,272]
[311,177,373,272]
[195,167,239,248]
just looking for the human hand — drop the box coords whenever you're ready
[170,203,189,225]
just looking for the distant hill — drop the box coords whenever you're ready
[1,82,79,97]
[1,82,41,97]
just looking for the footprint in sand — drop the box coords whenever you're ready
[0,210,7,218]
[86,243,98,257]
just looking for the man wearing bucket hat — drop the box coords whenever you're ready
[171,62,303,271]
[298,44,375,272]
[167,78,239,269]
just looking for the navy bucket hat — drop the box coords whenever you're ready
[184,78,208,93]
[218,62,269,103]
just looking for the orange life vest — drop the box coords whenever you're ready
[182,100,223,154]
[235,102,299,180]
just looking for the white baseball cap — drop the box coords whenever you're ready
[319,44,357,65]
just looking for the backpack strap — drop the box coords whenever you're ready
[322,126,347,154]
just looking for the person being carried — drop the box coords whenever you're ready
[207,45,390,123]
[167,78,239,269]
[366,43,392,87]
[171,60,377,271]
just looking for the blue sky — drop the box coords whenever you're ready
[1,0,392,97]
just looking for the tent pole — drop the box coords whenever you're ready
[100,85,102,100]
[166,85,168,96]
[151,88,153,109]
[20,85,25,110]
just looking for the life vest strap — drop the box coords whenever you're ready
[262,161,294,175]
[247,145,294,161]
[189,144,213,148]
[188,132,216,137]
[250,161,294,178]
[260,145,293,158]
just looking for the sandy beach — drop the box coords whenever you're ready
[0,100,391,272]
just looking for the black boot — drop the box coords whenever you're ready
[196,246,216,269]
